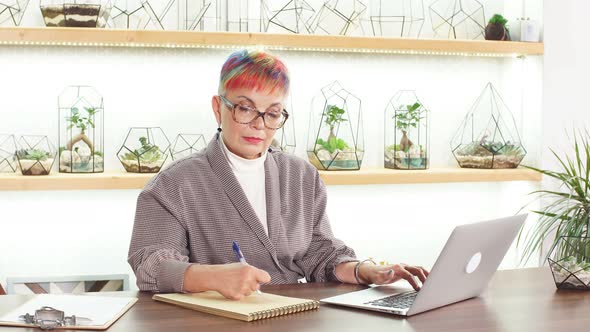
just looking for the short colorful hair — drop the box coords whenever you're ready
[218,49,290,96]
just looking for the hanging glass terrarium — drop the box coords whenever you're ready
[170,134,207,160]
[307,81,364,171]
[117,127,170,173]
[58,86,104,173]
[384,91,429,170]
[451,82,526,169]
[16,135,57,176]
[0,0,30,26]
[0,134,17,173]
[39,0,112,27]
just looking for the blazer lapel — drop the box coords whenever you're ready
[264,153,286,253]
[206,133,279,260]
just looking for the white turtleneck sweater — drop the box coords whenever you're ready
[220,135,268,235]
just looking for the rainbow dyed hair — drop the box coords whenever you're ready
[218,49,290,96]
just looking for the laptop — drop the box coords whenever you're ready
[320,214,527,316]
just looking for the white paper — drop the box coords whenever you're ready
[0,294,135,326]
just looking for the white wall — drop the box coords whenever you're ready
[0,1,544,289]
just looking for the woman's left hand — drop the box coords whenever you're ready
[359,263,429,291]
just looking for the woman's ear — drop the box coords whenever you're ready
[211,95,222,127]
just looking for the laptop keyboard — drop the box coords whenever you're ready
[365,291,418,309]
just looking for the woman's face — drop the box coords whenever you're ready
[212,87,286,159]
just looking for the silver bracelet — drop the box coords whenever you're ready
[354,259,376,285]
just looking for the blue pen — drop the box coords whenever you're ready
[232,241,262,294]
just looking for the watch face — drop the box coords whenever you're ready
[35,308,64,321]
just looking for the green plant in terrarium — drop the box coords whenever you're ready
[16,149,49,161]
[394,102,424,152]
[65,106,97,152]
[122,136,162,163]
[518,130,590,267]
[322,104,348,142]
[488,14,509,32]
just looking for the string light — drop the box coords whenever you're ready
[0,39,537,58]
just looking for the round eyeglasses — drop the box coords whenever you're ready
[219,95,289,130]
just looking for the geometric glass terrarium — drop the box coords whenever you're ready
[0,134,17,173]
[270,99,296,153]
[39,0,112,27]
[117,127,170,173]
[366,0,425,37]
[548,236,590,290]
[16,135,57,176]
[170,134,206,161]
[263,0,315,34]
[58,86,104,173]
[307,0,367,36]
[110,0,162,29]
[384,90,429,170]
[307,81,364,171]
[429,0,485,39]
[0,0,30,26]
[451,83,526,169]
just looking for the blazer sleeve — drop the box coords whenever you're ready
[295,171,357,282]
[127,179,192,293]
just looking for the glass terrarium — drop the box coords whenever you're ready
[58,86,104,173]
[170,134,207,161]
[307,81,364,171]
[429,0,485,39]
[118,127,170,173]
[270,99,296,153]
[39,0,112,27]
[0,0,29,26]
[451,83,526,169]
[16,135,57,176]
[222,0,264,32]
[307,0,366,35]
[384,91,429,170]
[110,0,156,29]
[548,236,590,290]
[262,0,315,34]
[365,0,425,37]
[0,134,17,173]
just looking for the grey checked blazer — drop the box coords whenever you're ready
[128,133,357,292]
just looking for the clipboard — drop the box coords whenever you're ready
[0,294,137,330]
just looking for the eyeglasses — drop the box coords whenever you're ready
[219,95,289,130]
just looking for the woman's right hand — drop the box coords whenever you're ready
[184,263,271,300]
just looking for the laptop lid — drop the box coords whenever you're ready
[407,214,527,315]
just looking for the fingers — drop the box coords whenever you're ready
[255,269,272,284]
[405,266,428,283]
[395,268,421,291]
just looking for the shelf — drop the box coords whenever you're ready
[0,168,541,191]
[0,27,544,57]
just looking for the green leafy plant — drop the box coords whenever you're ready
[65,106,97,152]
[322,104,347,141]
[122,137,162,163]
[317,137,349,154]
[517,130,590,264]
[488,14,509,32]
[394,102,424,151]
[16,149,49,161]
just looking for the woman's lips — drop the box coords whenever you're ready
[243,136,264,144]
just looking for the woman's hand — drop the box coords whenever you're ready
[359,263,429,290]
[183,263,271,300]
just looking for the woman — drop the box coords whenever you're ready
[128,49,428,300]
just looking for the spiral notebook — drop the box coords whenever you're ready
[153,291,319,322]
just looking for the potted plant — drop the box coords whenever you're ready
[518,130,590,290]
[451,83,526,169]
[384,93,429,170]
[117,127,170,173]
[485,14,510,41]
[15,135,57,176]
[39,0,111,27]
[307,81,364,171]
[58,86,104,173]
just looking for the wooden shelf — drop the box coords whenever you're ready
[0,27,543,57]
[0,168,541,191]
